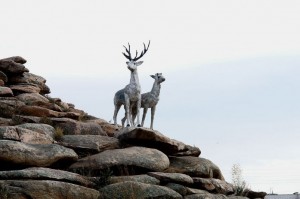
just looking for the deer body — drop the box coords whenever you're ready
[113,41,150,127]
[122,73,165,129]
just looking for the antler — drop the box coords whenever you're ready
[132,41,150,61]
[122,41,151,61]
[122,43,132,60]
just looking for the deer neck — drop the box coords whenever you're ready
[129,70,140,89]
[151,81,161,98]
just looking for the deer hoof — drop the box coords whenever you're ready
[127,124,130,127]
[137,124,141,127]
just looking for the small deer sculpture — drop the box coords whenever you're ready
[113,41,150,127]
[122,73,166,129]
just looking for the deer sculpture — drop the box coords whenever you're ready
[113,41,150,127]
[122,73,166,130]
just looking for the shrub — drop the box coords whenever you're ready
[231,164,249,196]
[54,127,64,141]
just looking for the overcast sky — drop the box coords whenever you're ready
[1,0,300,194]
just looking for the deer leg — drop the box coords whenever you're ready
[130,103,135,126]
[150,106,156,130]
[121,115,126,128]
[113,104,121,126]
[141,107,148,127]
[136,97,141,127]
[124,94,131,127]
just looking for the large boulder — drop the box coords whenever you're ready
[100,181,182,199]
[0,140,78,168]
[51,118,107,135]
[0,167,94,187]
[109,174,160,185]
[0,180,100,199]
[192,177,234,195]
[0,126,54,144]
[116,127,189,155]
[165,156,224,180]
[0,71,8,82]
[16,123,55,138]
[9,84,41,94]
[91,118,120,137]
[148,172,194,185]
[0,97,25,118]
[9,72,50,94]
[59,135,120,155]
[70,146,170,173]
[0,56,28,74]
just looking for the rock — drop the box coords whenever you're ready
[0,126,54,144]
[10,84,41,94]
[70,146,170,173]
[59,135,120,155]
[16,92,49,104]
[165,156,224,180]
[0,180,100,199]
[91,118,120,137]
[16,123,55,138]
[51,118,107,135]
[11,115,41,124]
[184,193,228,199]
[100,181,182,199]
[0,167,94,187]
[0,71,8,82]
[0,56,28,74]
[245,190,267,199]
[8,72,50,94]
[166,183,209,196]
[0,140,78,168]
[148,172,194,185]
[228,197,249,199]
[0,117,13,126]
[1,56,27,64]
[172,145,201,157]
[0,97,25,118]
[0,86,14,97]
[109,174,160,185]
[192,178,234,195]
[116,127,187,155]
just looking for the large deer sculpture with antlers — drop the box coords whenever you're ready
[113,41,150,127]
[122,73,166,129]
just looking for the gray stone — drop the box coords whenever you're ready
[148,172,194,185]
[0,140,78,167]
[192,177,234,195]
[0,167,94,187]
[116,127,187,155]
[184,193,228,199]
[0,126,54,144]
[0,86,13,97]
[60,135,120,154]
[70,146,169,173]
[109,174,160,185]
[100,181,182,199]
[165,156,224,180]
[0,180,100,199]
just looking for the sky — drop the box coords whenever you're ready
[1,0,300,194]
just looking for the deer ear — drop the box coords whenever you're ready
[150,75,155,79]
[135,61,143,66]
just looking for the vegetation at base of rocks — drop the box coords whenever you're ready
[40,116,53,126]
[54,127,64,141]
[231,164,249,196]
[0,183,9,199]
[78,114,89,122]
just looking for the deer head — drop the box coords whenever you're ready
[122,41,150,71]
[151,73,166,83]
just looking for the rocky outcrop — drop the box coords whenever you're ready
[69,146,170,173]
[100,181,182,199]
[0,56,266,199]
